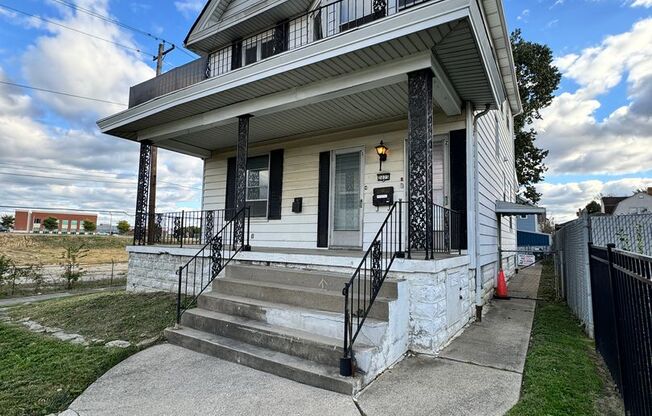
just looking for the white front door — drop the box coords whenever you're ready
[330,148,363,248]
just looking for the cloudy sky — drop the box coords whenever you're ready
[0,0,650,225]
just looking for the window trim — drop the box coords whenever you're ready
[245,154,271,218]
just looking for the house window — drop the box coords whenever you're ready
[242,30,275,66]
[520,214,527,219]
[246,155,270,217]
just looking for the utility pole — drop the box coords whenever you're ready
[147,42,175,244]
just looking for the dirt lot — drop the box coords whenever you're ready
[0,234,131,266]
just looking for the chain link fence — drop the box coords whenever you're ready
[553,212,652,337]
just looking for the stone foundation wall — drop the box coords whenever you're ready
[127,251,208,293]
[406,257,473,354]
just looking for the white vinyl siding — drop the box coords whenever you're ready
[475,104,517,299]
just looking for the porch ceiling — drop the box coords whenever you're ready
[162,82,416,156]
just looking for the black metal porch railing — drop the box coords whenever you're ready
[128,0,434,107]
[149,209,235,247]
[340,200,404,376]
[431,203,463,256]
[176,207,251,323]
[588,243,652,415]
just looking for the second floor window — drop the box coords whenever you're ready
[243,29,276,65]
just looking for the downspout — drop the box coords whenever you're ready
[472,104,491,321]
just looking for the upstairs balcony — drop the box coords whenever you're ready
[129,0,436,107]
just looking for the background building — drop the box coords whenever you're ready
[14,210,98,233]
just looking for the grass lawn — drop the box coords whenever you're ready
[508,261,623,416]
[0,234,131,265]
[0,278,127,300]
[1,292,176,415]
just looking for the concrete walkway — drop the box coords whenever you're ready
[0,286,124,308]
[357,265,541,416]
[63,266,541,416]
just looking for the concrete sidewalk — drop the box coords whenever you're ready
[63,266,541,416]
[0,286,124,308]
[357,265,541,416]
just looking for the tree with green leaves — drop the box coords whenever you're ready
[60,243,88,289]
[511,29,561,204]
[585,201,601,214]
[42,217,59,232]
[82,220,97,232]
[1,215,14,229]
[117,220,130,235]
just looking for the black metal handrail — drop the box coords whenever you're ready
[340,200,404,376]
[432,203,463,256]
[176,207,251,323]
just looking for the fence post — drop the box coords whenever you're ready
[606,243,626,401]
[180,210,185,248]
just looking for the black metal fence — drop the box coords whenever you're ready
[341,200,404,376]
[432,203,463,256]
[588,243,652,415]
[150,209,234,247]
[176,207,251,323]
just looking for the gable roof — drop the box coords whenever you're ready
[184,0,232,48]
[601,196,627,215]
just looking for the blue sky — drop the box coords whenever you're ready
[0,0,650,224]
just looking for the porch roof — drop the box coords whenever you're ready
[98,0,510,158]
[495,201,546,216]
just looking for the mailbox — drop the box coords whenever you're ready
[292,197,303,213]
[373,187,394,207]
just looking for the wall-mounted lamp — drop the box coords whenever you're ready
[375,141,388,171]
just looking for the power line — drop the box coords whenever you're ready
[0,171,202,191]
[0,162,202,191]
[0,3,158,59]
[49,0,197,60]
[0,80,126,106]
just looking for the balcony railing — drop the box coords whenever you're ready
[135,209,236,247]
[129,0,433,107]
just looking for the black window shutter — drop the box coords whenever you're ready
[317,151,330,247]
[231,40,242,70]
[225,157,236,220]
[268,149,284,220]
[449,129,468,250]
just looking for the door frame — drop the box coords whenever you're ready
[328,146,365,249]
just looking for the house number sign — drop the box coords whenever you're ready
[377,172,390,182]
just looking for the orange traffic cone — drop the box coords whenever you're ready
[495,268,509,299]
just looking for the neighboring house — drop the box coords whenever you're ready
[99,0,532,393]
[13,210,98,234]
[601,196,628,215]
[516,212,539,233]
[612,188,652,215]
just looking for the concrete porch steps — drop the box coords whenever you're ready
[212,278,392,320]
[180,308,373,366]
[165,263,398,394]
[226,264,399,298]
[165,327,359,395]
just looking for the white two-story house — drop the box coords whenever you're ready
[99,0,529,394]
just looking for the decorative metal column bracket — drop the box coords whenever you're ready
[407,69,434,259]
[134,141,152,245]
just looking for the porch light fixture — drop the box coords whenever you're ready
[375,141,388,171]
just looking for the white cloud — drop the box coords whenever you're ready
[540,178,652,222]
[20,0,155,121]
[0,1,202,220]
[534,18,652,176]
[631,0,652,7]
[174,0,204,18]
